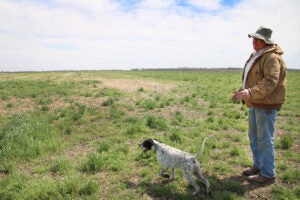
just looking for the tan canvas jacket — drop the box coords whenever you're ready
[242,44,287,109]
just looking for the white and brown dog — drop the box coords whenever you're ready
[139,138,211,196]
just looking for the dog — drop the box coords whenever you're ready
[139,138,211,196]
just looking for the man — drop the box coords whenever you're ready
[232,26,287,184]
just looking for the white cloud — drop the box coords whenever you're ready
[188,0,221,10]
[0,0,299,71]
[139,0,173,9]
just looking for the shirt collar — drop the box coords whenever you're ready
[253,47,266,57]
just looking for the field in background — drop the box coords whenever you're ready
[0,70,299,200]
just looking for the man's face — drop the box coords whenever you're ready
[252,38,267,52]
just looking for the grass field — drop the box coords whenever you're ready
[0,70,299,200]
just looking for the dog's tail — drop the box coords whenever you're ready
[195,137,207,158]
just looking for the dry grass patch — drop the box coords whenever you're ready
[0,97,36,115]
[73,96,107,108]
[100,78,174,92]
[66,142,96,162]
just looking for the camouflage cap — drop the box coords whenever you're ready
[248,26,275,44]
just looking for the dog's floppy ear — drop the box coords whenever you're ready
[141,139,154,150]
[151,143,156,151]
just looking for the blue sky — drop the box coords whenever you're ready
[0,0,299,71]
[113,0,241,15]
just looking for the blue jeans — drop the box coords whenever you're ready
[248,107,277,178]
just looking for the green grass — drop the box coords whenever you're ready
[0,79,77,99]
[95,87,122,98]
[80,153,106,173]
[50,156,72,174]
[0,112,61,161]
[0,70,299,200]
[146,115,168,130]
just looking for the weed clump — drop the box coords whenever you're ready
[279,135,293,149]
[281,169,300,184]
[79,180,98,196]
[50,157,72,174]
[146,115,167,130]
[95,87,121,98]
[102,98,114,106]
[168,129,182,143]
[136,98,157,110]
[230,147,240,157]
[80,153,105,173]
[97,141,110,153]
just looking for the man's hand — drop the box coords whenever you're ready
[232,89,251,101]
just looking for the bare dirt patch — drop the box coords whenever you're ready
[73,96,107,108]
[66,142,96,162]
[243,181,277,200]
[0,97,36,116]
[0,78,174,117]
[99,78,174,92]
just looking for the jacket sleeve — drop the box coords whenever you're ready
[249,54,281,100]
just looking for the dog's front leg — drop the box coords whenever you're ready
[171,168,176,179]
[159,166,168,177]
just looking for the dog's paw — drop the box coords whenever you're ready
[161,173,171,178]
[208,190,213,197]
[192,190,199,196]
